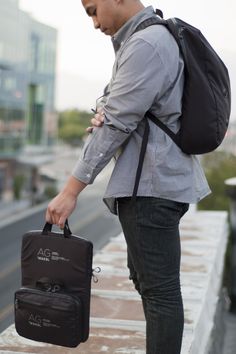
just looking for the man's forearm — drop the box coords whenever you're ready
[62,175,87,198]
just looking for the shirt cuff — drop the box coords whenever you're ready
[72,159,98,184]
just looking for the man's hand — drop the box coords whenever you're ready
[86,107,105,133]
[46,190,77,229]
[46,176,87,229]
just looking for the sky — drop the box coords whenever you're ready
[19,0,236,114]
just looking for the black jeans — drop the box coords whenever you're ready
[117,197,189,354]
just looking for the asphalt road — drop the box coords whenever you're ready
[0,172,122,333]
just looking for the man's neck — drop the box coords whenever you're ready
[121,0,145,25]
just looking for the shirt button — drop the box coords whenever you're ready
[99,153,103,157]
[86,173,91,178]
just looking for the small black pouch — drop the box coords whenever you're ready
[15,287,83,347]
[14,220,94,347]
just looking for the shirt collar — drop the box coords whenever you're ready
[111,6,156,53]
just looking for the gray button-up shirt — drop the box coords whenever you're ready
[72,6,211,214]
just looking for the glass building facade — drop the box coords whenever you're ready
[0,0,57,154]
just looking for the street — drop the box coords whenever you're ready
[0,171,122,333]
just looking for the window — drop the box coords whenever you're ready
[4,77,16,91]
[30,33,40,72]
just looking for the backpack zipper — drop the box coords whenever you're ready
[15,288,81,312]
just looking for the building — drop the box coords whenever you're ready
[0,0,57,200]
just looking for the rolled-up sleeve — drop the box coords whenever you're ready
[72,36,171,184]
[72,125,130,183]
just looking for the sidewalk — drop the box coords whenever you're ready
[0,209,229,354]
[0,199,31,220]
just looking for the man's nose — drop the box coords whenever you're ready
[92,17,100,29]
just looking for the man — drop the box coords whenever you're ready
[46,1,210,353]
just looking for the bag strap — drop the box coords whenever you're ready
[134,15,166,33]
[132,118,150,200]
[134,15,182,147]
[131,17,163,200]
[131,11,186,201]
[146,111,181,146]
[42,219,72,238]
[131,12,182,200]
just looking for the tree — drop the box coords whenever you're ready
[13,174,25,200]
[58,109,92,146]
[198,151,236,211]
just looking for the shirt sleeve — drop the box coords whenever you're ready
[72,36,172,184]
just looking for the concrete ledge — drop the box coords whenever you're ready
[0,210,229,353]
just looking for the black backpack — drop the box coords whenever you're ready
[132,10,231,198]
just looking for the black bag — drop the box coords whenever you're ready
[14,221,93,348]
[132,9,231,198]
[135,10,231,155]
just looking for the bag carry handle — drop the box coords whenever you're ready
[42,219,72,238]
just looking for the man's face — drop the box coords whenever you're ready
[82,0,123,36]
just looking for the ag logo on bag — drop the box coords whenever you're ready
[37,248,51,261]
[28,313,61,329]
[28,314,42,327]
[37,248,69,262]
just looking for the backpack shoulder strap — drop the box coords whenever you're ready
[131,13,182,198]
[146,111,181,147]
[133,17,182,149]
[132,118,150,200]
[134,16,166,34]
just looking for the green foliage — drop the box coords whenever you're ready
[44,185,58,199]
[13,174,25,200]
[58,109,92,146]
[198,151,236,211]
